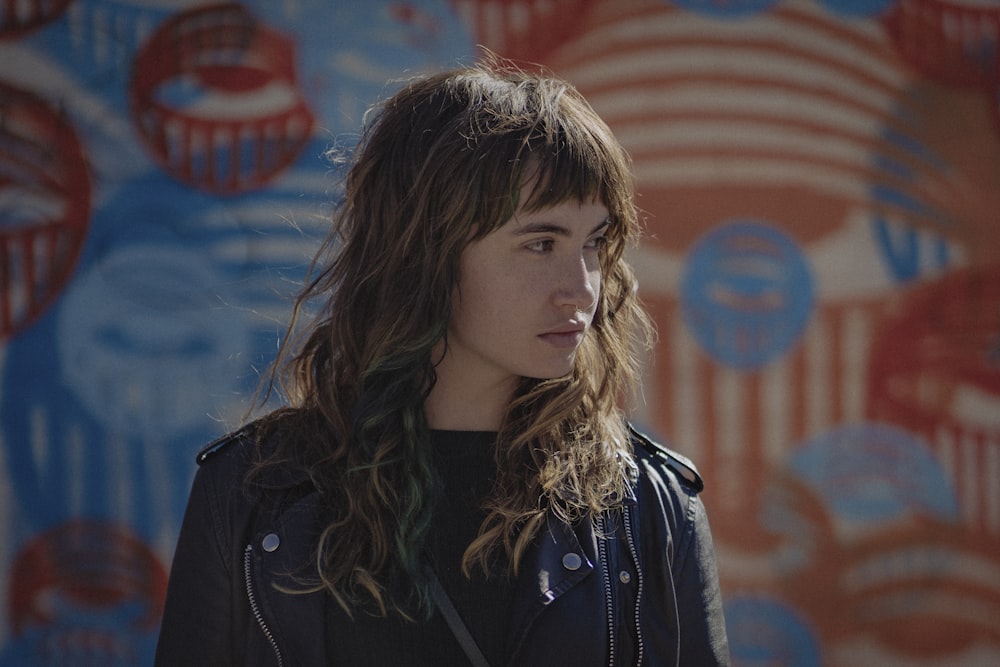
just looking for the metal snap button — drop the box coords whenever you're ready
[262,533,280,552]
[619,570,632,584]
[562,552,582,571]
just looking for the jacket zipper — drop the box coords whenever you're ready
[244,544,285,667]
[596,515,615,666]
[623,505,644,666]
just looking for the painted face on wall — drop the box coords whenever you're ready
[438,193,609,406]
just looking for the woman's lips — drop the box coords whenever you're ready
[539,328,586,348]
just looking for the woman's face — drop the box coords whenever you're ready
[436,194,609,406]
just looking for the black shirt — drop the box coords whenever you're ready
[326,430,514,666]
[429,430,512,665]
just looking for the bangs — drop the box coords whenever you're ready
[519,147,613,213]
[494,86,633,241]
[398,66,635,247]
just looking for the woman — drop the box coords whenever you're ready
[155,59,730,666]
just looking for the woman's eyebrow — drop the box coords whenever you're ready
[512,218,611,236]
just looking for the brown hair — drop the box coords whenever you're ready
[255,56,653,618]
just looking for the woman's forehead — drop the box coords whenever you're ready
[515,169,608,212]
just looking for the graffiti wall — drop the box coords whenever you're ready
[0,0,997,664]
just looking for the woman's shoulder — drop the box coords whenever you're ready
[196,421,259,465]
[627,425,713,544]
[628,425,704,497]
[193,408,314,484]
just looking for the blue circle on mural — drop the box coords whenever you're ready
[667,0,780,18]
[725,595,820,666]
[790,422,959,527]
[681,220,814,370]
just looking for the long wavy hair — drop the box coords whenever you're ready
[252,58,654,618]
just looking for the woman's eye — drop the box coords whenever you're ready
[526,239,554,252]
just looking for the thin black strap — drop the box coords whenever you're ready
[425,566,492,667]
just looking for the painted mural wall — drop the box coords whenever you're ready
[1,0,997,664]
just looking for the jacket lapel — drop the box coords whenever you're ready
[505,511,596,657]
[248,485,329,666]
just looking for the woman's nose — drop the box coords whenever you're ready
[555,254,599,311]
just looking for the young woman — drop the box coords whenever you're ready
[155,60,730,666]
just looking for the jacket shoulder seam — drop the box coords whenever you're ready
[629,425,705,493]
[196,422,256,465]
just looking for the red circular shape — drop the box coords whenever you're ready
[0,82,91,341]
[883,0,1000,88]
[7,518,168,635]
[839,523,1000,656]
[867,265,1000,440]
[129,3,315,194]
[0,0,72,40]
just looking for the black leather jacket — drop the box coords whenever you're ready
[155,424,730,666]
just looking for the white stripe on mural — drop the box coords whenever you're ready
[961,431,981,527]
[613,120,885,171]
[762,355,792,465]
[841,306,872,423]
[595,85,887,143]
[635,158,871,202]
[671,311,703,462]
[109,429,133,527]
[715,364,747,514]
[67,421,86,517]
[146,432,178,560]
[936,424,958,497]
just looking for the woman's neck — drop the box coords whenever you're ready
[424,377,514,430]
[424,347,518,430]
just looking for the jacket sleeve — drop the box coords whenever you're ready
[671,490,730,666]
[154,452,244,666]
[633,433,731,667]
